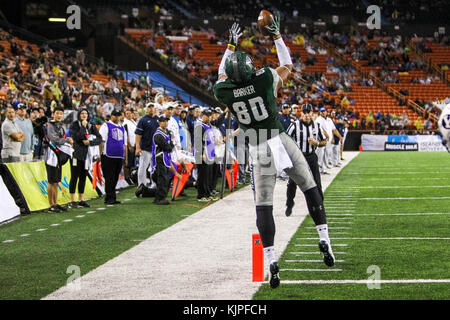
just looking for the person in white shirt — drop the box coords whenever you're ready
[123,108,137,183]
[314,108,330,174]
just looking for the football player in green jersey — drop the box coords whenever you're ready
[213,15,335,289]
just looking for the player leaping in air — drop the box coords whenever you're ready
[213,14,335,289]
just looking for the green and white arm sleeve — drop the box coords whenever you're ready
[218,48,234,76]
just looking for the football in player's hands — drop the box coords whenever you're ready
[258,10,273,37]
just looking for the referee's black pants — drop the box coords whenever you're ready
[101,155,123,203]
[197,163,212,199]
[286,152,323,205]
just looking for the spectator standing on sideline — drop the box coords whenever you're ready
[15,104,34,162]
[99,110,128,205]
[1,106,25,163]
[135,103,159,197]
[186,105,198,148]
[45,107,73,213]
[123,108,137,184]
[69,108,102,208]
[314,107,330,174]
[341,117,349,160]
[151,115,181,205]
[278,104,294,131]
[324,109,340,168]
[285,103,327,216]
[332,116,345,167]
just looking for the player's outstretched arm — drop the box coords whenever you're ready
[265,11,293,91]
[218,22,242,80]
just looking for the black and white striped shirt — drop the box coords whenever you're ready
[286,119,326,155]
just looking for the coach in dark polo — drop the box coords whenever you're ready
[99,110,128,205]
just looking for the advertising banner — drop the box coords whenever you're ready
[6,161,99,212]
[0,175,20,225]
[362,134,446,152]
[417,135,447,152]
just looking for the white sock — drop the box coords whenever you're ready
[316,224,330,243]
[264,246,277,265]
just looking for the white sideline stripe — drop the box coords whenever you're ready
[328,212,450,216]
[285,259,345,263]
[339,185,450,189]
[306,226,352,229]
[359,197,450,200]
[280,268,342,272]
[87,211,96,214]
[279,279,450,285]
[364,177,448,180]
[344,172,450,174]
[106,205,114,207]
[36,228,47,232]
[50,224,60,227]
[20,234,31,237]
[290,251,347,255]
[2,240,14,243]
[295,244,348,247]
[97,208,106,210]
[63,219,73,222]
[298,237,450,240]
[75,215,85,218]
[329,222,353,224]
[302,232,350,235]
[327,217,354,220]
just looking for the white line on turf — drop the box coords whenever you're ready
[97,208,106,210]
[290,252,347,255]
[87,211,96,214]
[50,224,60,227]
[329,222,353,224]
[36,228,47,232]
[76,215,85,218]
[302,232,350,235]
[363,177,448,180]
[20,234,30,237]
[343,172,450,174]
[359,197,450,200]
[295,244,348,247]
[278,279,450,284]
[284,259,345,263]
[338,186,450,189]
[306,226,352,229]
[280,268,343,272]
[328,212,450,216]
[2,240,14,243]
[63,219,72,222]
[298,237,450,240]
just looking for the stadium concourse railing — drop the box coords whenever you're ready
[317,38,438,126]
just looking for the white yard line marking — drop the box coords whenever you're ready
[20,234,31,237]
[63,219,73,222]
[106,205,114,207]
[75,215,85,218]
[50,224,60,227]
[302,232,350,235]
[329,222,353,224]
[124,199,131,201]
[295,244,348,247]
[327,217,354,220]
[280,268,343,272]
[2,240,14,243]
[279,279,450,285]
[36,228,47,232]
[344,172,450,174]
[284,259,345,263]
[306,226,352,229]
[97,208,106,210]
[328,212,450,216]
[298,237,450,240]
[86,211,96,214]
[289,251,347,255]
[359,197,450,200]
[339,186,450,189]
[363,177,448,180]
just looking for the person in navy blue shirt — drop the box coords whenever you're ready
[331,116,346,167]
[135,103,159,197]
[279,104,294,131]
[186,105,198,148]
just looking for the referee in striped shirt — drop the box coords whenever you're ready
[285,103,327,216]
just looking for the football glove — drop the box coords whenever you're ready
[265,11,281,38]
[228,22,242,48]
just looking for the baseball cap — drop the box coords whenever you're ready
[111,110,122,116]
[202,109,212,116]
[146,102,155,108]
[188,104,198,110]
[282,103,290,109]
[319,107,327,112]
[158,115,169,122]
[302,104,313,112]
[18,103,27,110]
[291,104,298,109]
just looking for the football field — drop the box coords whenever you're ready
[254,152,450,300]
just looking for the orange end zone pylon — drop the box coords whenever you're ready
[252,233,264,282]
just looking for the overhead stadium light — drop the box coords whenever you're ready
[48,18,67,22]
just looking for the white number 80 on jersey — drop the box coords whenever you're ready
[232,96,269,125]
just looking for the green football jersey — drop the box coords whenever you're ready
[213,67,284,143]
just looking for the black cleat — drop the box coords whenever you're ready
[135,184,145,198]
[319,240,335,267]
[48,205,61,213]
[285,201,294,217]
[56,204,67,211]
[269,262,280,289]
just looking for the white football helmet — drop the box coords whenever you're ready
[438,103,450,152]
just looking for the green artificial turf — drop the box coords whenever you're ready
[0,181,247,300]
[253,152,450,300]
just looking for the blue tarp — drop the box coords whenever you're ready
[118,71,209,107]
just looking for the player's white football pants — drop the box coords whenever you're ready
[332,143,340,166]
[137,150,153,187]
